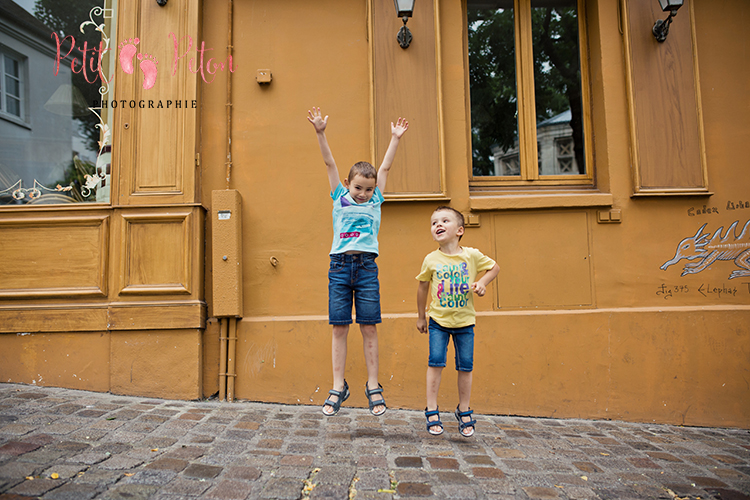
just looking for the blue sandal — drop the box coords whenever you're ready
[365,383,386,416]
[455,406,476,437]
[425,408,443,435]
[322,380,349,416]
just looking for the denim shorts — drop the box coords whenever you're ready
[328,253,381,325]
[428,318,474,372]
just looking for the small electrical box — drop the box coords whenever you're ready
[256,69,272,84]
[212,190,243,317]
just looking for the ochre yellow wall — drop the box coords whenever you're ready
[197,0,750,428]
[1,0,748,428]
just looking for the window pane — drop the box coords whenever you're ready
[5,56,19,78]
[467,0,520,177]
[6,96,20,117]
[0,1,117,205]
[531,0,586,175]
[5,75,20,98]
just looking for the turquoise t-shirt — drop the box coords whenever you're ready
[330,182,383,255]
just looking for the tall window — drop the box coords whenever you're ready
[0,0,117,205]
[1,53,24,120]
[468,0,591,185]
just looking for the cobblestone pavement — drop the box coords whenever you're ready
[0,384,748,500]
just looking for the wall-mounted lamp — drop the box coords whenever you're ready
[156,0,167,6]
[394,0,416,49]
[652,0,683,42]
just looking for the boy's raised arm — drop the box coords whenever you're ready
[377,117,409,192]
[308,107,341,192]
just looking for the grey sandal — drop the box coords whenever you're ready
[322,380,349,416]
[365,383,386,416]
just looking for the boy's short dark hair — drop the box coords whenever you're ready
[348,161,377,181]
[433,206,465,240]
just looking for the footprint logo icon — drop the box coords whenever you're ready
[118,38,140,74]
[137,53,159,90]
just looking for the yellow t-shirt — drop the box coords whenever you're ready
[415,247,496,328]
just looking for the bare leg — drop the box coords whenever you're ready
[457,370,474,436]
[360,324,385,415]
[426,366,443,431]
[323,324,349,415]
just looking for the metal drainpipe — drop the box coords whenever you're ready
[217,0,236,402]
[227,318,237,401]
[219,318,228,400]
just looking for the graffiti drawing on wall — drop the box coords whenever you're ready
[661,220,750,279]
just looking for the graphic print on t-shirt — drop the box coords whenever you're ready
[436,261,470,308]
[339,197,375,239]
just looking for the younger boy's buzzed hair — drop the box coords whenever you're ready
[434,206,465,240]
[348,161,377,181]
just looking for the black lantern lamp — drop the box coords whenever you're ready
[394,0,416,49]
[652,0,683,42]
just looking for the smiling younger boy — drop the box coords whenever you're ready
[416,206,499,437]
[308,107,409,417]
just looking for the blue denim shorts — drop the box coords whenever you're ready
[428,318,474,372]
[328,253,381,325]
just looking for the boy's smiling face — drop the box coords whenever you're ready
[344,174,376,204]
[431,209,464,243]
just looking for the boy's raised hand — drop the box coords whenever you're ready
[307,107,328,133]
[391,117,409,139]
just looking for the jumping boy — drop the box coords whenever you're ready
[308,107,409,417]
[416,206,499,437]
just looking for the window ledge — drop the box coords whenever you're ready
[470,191,613,211]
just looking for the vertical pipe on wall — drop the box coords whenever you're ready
[219,318,228,400]
[225,0,234,189]
[227,317,237,402]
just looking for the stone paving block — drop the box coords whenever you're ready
[183,463,223,479]
[41,482,100,500]
[394,470,431,483]
[145,458,188,472]
[357,455,388,468]
[224,466,261,481]
[98,456,145,470]
[41,464,87,479]
[465,455,494,465]
[162,446,206,460]
[471,467,505,479]
[279,455,313,466]
[120,469,177,486]
[258,477,303,499]
[427,457,459,470]
[397,482,432,497]
[7,477,60,496]
[627,457,661,469]
[394,456,423,468]
[436,471,471,485]
[314,465,356,485]
[68,451,110,465]
[687,475,729,488]
[160,477,212,497]
[562,485,600,499]
[502,459,539,471]
[99,484,159,500]
[0,424,38,435]
[275,466,310,479]
[573,462,603,473]
[0,441,41,457]
[705,488,750,500]
[437,484,478,499]
[309,483,349,499]
[72,469,123,486]
[356,469,390,491]
[492,447,525,458]
[203,481,256,500]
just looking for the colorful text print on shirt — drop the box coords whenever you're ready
[436,262,470,308]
